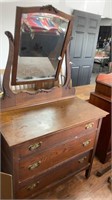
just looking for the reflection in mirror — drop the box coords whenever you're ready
[17,12,69,82]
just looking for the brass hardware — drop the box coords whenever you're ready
[83,140,91,147]
[27,181,39,190]
[28,141,42,151]
[78,156,87,163]
[28,161,41,170]
[85,122,94,129]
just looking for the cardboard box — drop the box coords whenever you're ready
[0,172,13,199]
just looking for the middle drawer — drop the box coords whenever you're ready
[18,131,96,182]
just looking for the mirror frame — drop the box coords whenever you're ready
[11,5,73,85]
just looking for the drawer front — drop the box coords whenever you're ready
[16,151,91,199]
[16,120,98,158]
[19,131,96,182]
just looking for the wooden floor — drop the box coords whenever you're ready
[75,84,95,101]
[36,157,111,200]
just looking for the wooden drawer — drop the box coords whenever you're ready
[15,120,98,158]
[18,131,96,182]
[16,151,91,199]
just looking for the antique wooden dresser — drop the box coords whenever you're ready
[1,5,108,199]
[1,97,107,199]
[89,73,112,163]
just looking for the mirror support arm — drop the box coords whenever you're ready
[64,42,72,89]
[2,31,14,97]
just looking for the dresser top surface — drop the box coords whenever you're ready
[96,73,112,87]
[0,97,107,147]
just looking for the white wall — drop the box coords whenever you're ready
[0,0,111,69]
[84,0,105,15]
[0,2,16,69]
[103,0,112,19]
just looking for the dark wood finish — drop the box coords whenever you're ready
[19,131,96,182]
[34,158,111,199]
[15,119,98,158]
[2,32,14,98]
[1,136,13,175]
[0,6,108,200]
[96,165,111,177]
[89,73,112,163]
[16,152,91,199]
[95,73,112,98]
[1,97,107,199]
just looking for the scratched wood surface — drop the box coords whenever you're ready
[0,97,107,147]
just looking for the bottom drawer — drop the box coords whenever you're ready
[15,151,92,199]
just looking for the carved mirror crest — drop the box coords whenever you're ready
[11,5,73,85]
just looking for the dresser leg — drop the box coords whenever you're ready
[85,168,91,178]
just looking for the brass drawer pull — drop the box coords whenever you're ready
[28,161,41,170]
[28,141,42,151]
[83,140,91,147]
[27,181,39,190]
[85,123,94,129]
[78,156,87,163]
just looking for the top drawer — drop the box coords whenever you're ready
[14,120,99,158]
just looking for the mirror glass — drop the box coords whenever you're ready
[16,12,69,83]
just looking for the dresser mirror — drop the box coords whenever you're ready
[11,5,72,85]
[1,5,74,111]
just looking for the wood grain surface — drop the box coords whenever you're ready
[0,97,107,146]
